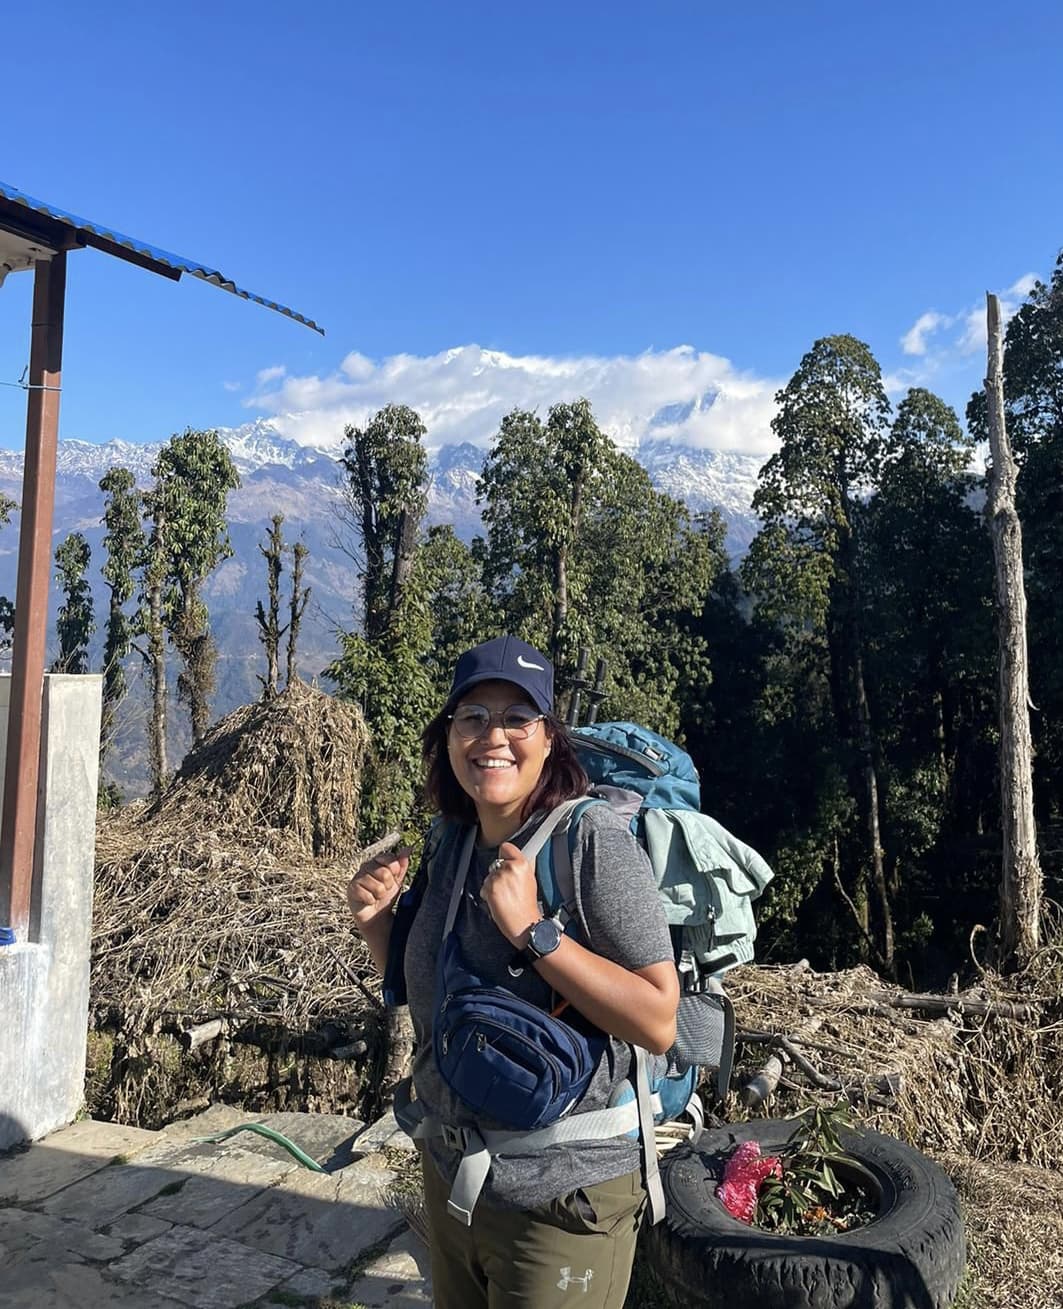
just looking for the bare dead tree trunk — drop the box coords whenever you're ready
[551,546,568,665]
[854,645,894,973]
[550,470,587,664]
[256,514,285,699]
[286,542,310,688]
[985,291,1042,970]
[387,508,417,629]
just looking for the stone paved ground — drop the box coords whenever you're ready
[0,1108,432,1309]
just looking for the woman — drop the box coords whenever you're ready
[349,635,678,1309]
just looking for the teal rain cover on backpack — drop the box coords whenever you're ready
[571,721,773,974]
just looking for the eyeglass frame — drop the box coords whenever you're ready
[446,703,548,741]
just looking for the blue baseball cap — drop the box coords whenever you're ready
[447,635,554,714]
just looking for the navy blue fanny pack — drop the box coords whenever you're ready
[432,804,604,1132]
[434,932,605,1130]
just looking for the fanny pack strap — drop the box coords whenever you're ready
[394,1077,643,1224]
[633,1046,666,1225]
[442,798,589,941]
[442,826,478,937]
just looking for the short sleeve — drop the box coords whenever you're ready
[570,805,674,972]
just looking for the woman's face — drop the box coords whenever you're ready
[447,679,552,828]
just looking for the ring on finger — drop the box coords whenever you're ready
[488,857,505,874]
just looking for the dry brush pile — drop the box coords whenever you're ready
[725,943,1063,1168]
[723,951,1063,1308]
[90,680,389,1127]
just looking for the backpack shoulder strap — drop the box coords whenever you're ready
[544,796,607,926]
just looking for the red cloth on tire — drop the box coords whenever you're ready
[716,1139,782,1223]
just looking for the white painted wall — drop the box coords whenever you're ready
[0,674,102,1150]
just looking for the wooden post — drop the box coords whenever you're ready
[984,290,1042,970]
[0,253,66,937]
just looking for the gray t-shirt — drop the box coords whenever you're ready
[404,801,673,1210]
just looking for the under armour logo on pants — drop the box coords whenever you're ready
[557,1267,595,1293]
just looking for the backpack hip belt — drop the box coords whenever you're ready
[393,1074,656,1226]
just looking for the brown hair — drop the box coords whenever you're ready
[422,706,589,824]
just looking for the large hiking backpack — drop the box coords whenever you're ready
[548,722,773,1125]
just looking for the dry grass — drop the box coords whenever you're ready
[946,1156,1063,1308]
[161,675,368,860]
[721,956,1063,1307]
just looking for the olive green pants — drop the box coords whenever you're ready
[422,1153,646,1308]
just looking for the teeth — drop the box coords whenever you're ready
[475,759,512,769]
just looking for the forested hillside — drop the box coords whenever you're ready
[35,252,1063,983]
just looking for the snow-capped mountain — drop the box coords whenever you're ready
[0,419,765,792]
[0,420,758,700]
[0,418,764,562]
[636,440,764,551]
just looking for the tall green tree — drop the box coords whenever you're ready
[862,389,996,959]
[477,399,722,729]
[153,429,240,744]
[99,467,144,768]
[744,335,896,971]
[51,532,93,674]
[681,557,860,966]
[338,405,428,640]
[479,400,611,672]
[417,524,490,697]
[328,405,433,836]
[578,459,724,734]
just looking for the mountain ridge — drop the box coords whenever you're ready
[0,422,765,791]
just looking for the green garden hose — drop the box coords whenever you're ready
[194,1122,327,1172]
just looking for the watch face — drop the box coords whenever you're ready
[530,918,563,955]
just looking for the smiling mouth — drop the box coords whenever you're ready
[473,759,514,770]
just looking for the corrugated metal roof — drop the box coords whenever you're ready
[0,180,324,335]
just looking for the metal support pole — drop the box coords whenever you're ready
[0,252,66,936]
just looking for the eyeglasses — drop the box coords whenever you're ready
[448,704,546,741]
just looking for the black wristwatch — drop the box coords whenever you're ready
[520,916,564,965]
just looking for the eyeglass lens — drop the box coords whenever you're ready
[451,706,542,739]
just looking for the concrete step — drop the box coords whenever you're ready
[0,1108,433,1308]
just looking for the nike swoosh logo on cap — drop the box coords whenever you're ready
[516,655,545,670]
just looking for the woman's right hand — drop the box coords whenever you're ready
[347,848,411,931]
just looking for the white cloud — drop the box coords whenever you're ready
[901,311,952,357]
[255,364,287,386]
[898,272,1041,371]
[1008,273,1039,299]
[244,343,781,457]
[957,273,1040,355]
[222,380,242,393]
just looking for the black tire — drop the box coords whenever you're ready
[646,1119,965,1309]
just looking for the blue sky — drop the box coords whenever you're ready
[1,0,1061,455]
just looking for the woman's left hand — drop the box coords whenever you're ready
[480,841,540,947]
